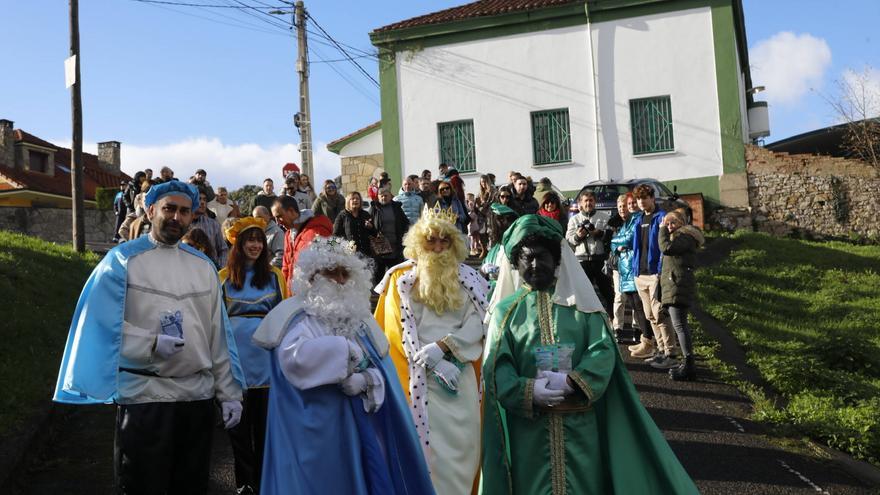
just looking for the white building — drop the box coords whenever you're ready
[368,0,767,206]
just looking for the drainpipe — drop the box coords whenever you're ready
[585,2,602,181]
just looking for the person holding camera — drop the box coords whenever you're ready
[566,190,613,314]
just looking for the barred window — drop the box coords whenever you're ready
[437,120,476,173]
[531,108,571,165]
[630,96,674,155]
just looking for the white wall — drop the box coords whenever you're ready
[338,127,383,158]
[592,7,722,184]
[395,6,725,193]
[396,24,596,193]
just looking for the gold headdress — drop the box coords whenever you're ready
[224,216,267,245]
[421,201,458,225]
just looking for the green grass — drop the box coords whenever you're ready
[0,230,99,436]
[698,231,880,464]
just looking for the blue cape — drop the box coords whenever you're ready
[53,235,246,404]
[260,316,435,495]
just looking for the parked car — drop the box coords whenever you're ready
[576,178,691,219]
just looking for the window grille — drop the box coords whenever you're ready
[630,96,674,155]
[437,120,476,173]
[531,108,571,165]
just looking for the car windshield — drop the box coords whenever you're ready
[652,181,675,197]
[584,184,631,204]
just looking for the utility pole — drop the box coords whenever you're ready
[294,0,313,179]
[69,0,85,253]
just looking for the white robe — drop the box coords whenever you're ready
[411,298,483,495]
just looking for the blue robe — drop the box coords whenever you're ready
[260,316,435,495]
[53,235,246,404]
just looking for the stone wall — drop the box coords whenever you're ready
[339,153,384,197]
[745,145,880,239]
[0,207,117,244]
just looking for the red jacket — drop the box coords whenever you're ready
[281,214,334,283]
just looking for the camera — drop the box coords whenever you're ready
[578,220,595,232]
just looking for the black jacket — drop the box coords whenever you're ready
[333,209,375,257]
[370,201,410,258]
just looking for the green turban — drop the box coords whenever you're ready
[500,214,564,261]
[490,202,516,216]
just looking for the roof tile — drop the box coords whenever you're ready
[373,0,581,33]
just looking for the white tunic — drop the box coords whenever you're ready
[118,236,242,404]
[412,297,483,495]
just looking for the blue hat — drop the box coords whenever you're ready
[144,180,200,208]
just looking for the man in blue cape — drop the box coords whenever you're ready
[53,180,246,495]
[252,236,434,495]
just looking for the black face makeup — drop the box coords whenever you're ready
[516,243,556,291]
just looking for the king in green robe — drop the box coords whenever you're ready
[481,215,698,495]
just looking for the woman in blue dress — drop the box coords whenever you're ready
[219,217,288,495]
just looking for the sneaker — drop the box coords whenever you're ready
[643,352,662,364]
[650,355,680,370]
[630,339,655,359]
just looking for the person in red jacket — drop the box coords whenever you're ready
[270,195,333,285]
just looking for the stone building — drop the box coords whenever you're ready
[326,121,384,196]
[0,118,130,243]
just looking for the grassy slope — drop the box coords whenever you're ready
[0,231,99,435]
[698,231,880,464]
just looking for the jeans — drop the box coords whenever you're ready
[667,304,693,358]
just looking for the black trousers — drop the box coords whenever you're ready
[227,388,269,492]
[114,399,215,495]
[580,258,614,315]
[626,291,654,340]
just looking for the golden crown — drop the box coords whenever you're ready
[421,201,459,224]
[224,216,267,245]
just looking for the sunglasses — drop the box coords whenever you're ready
[499,194,510,198]
[438,187,451,192]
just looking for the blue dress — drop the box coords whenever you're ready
[219,266,286,388]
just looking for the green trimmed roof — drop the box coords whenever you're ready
[326,121,382,155]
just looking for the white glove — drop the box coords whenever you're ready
[348,340,366,372]
[413,342,445,369]
[432,360,461,391]
[480,263,499,276]
[341,372,367,396]
[538,370,574,395]
[154,335,185,359]
[532,378,565,407]
[221,400,242,429]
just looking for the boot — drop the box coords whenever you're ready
[625,326,641,345]
[670,355,696,381]
[614,328,626,344]
[627,335,648,353]
[630,338,655,359]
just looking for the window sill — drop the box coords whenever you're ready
[632,150,678,158]
[532,161,573,168]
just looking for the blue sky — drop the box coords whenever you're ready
[1,0,877,189]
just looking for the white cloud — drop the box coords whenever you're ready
[750,32,832,106]
[59,138,342,191]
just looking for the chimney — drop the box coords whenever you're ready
[97,141,121,173]
[0,119,14,167]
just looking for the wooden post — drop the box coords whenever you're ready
[70,0,85,252]
[295,0,313,179]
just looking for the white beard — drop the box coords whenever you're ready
[301,275,371,338]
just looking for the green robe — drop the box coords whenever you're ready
[481,286,699,495]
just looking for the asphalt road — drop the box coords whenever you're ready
[11,344,875,494]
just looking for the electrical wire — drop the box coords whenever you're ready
[130,0,285,8]
[305,11,378,86]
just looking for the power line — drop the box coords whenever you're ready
[131,0,286,8]
[306,12,378,86]
[310,45,379,106]
[133,0,293,37]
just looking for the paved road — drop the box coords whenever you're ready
[11,346,874,494]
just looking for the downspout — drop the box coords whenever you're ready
[585,1,602,181]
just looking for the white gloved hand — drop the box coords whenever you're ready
[432,360,461,391]
[348,340,365,371]
[154,335,185,359]
[413,342,445,369]
[341,372,367,396]
[221,400,242,429]
[480,263,499,276]
[532,377,565,407]
[538,370,574,395]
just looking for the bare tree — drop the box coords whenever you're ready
[826,66,880,168]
